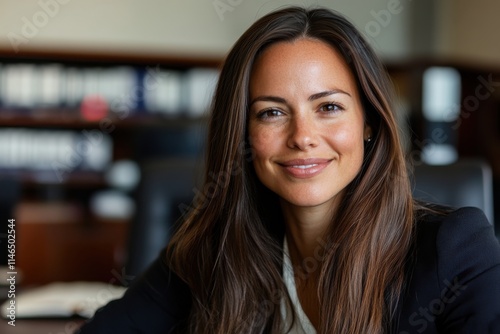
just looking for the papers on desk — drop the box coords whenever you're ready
[1,281,126,319]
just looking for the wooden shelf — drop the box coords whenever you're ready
[0,111,207,129]
[0,46,222,68]
[1,169,107,188]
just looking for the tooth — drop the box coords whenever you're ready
[293,164,318,169]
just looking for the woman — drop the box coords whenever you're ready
[78,6,500,334]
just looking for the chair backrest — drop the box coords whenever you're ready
[126,158,202,276]
[412,159,494,224]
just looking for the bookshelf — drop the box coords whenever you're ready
[0,47,220,285]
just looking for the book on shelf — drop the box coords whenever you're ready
[0,128,112,173]
[0,61,220,118]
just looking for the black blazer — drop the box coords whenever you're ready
[77,207,500,333]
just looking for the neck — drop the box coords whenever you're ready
[281,200,334,275]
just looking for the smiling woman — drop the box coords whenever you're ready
[77,6,500,334]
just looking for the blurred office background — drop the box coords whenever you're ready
[0,0,499,287]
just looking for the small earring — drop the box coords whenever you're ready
[365,137,372,142]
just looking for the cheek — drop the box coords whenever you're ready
[325,122,366,174]
[327,126,364,154]
[248,126,278,162]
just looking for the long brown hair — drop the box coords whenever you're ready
[167,6,414,333]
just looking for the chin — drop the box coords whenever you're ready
[281,194,337,209]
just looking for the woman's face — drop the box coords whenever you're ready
[248,38,370,211]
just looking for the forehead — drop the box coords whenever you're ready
[249,38,358,97]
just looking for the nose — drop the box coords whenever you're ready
[286,113,319,150]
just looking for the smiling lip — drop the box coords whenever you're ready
[278,158,331,179]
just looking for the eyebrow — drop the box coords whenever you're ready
[249,89,351,107]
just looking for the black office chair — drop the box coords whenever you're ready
[125,158,203,276]
[412,159,494,225]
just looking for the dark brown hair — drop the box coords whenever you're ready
[167,6,414,333]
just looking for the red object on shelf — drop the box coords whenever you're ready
[80,95,108,121]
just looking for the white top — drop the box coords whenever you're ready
[281,237,318,334]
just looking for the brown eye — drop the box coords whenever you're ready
[257,108,284,119]
[319,103,343,114]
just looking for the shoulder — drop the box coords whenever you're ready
[415,206,500,280]
[396,207,500,333]
[77,249,191,333]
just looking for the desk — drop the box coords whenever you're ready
[0,318,85,334]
